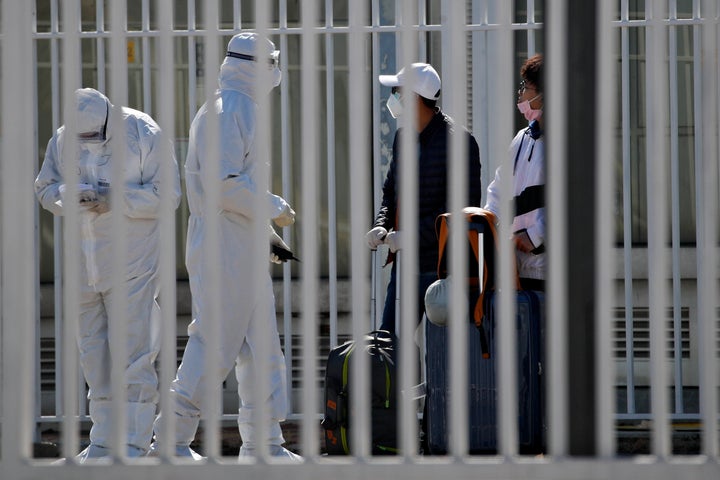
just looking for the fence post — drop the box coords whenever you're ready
[561,0,597,456]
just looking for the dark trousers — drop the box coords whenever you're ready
[379,262,438,336]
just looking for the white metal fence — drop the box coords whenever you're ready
[1,0,719,479]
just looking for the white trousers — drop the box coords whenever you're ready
[153,273,288,448]
[78,271,160,451]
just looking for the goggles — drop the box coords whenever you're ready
[226,49,280,69]
[77,100,109,143]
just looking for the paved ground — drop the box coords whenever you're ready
[34,420,702,458]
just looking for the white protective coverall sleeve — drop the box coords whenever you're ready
[35,133,71,216]
[35,117,182,218]
[216,110,291,221]
[122,115,182,218]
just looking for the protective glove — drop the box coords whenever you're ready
[59,183,97,204]
[365,226,387,250]
[385,230,401,253]
[273,203,296,227]
[87,200,110,214]
[269,226,299,263]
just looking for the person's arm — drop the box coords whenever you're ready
[372,131,399,230]
[216,111,292,221]
[123,117,182,219]
[483,164,501,218]
[34,134,66,216]
[466,132,482,207]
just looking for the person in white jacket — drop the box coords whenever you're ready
[149,32,300,460]
[484,54,546,291]
[34,87,182,460]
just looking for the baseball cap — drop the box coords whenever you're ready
[379,63,441,100]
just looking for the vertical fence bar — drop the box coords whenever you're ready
[277,0,296,415]
[416,0,427,62]
[31,7,43,444]
[49,0,65,422]
[697,0,719,459]
[527,0,537,55]
[187,0,198,128]
[59,0,83,461]
[299,0,321,460]
[546,0,569,458]
[441,0,470,458]
[1,0,36,467]
[646,0,671,458]
[493,0,518,458]
[97,1,107,93]
[108,0,131,459]
[141,0,152,112]
[619,0,637,418]
[324,0,339,382]
[156,0,179,461]
[370,0,385,330]
[595,0,619,458]
[472,1,490,195]
[397,0,420,460]
[253,0,274,461]
[348,0,372,461]
[566,0,599,456]
[667,0,685,419]
[200,0,222,460]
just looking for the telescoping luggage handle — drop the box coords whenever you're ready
[370,247,400,337]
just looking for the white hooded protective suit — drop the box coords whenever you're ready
[152,32,292,452]
[34,88,182,456]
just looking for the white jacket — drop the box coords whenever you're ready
[35,89,182,290]
[484,122,546,280]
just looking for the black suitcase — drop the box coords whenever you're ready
[321,329,399,455]
[424,289,545,454]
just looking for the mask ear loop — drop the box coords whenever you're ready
[527,91,543,102]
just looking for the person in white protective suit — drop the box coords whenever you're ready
[34,88,182,461]
[149,32,300,461]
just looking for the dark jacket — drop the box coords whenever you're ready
[373,109,482,273]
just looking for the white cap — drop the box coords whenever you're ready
[424,277,450,326]
[379,63,441,100]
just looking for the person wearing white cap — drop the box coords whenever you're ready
[35,87,182,461]
[366,62,483,335]
[149,32,300,461]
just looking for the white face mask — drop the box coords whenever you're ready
[386,92,403,119]
[517,93,543,122]
[79,141,108,156]
[272,67,282,88]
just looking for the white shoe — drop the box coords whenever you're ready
[146,442,203,460]
[239,444,303,462]
[76,444,148,461]
[75,444,110,463]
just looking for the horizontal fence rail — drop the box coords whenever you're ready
[1,0,719,479]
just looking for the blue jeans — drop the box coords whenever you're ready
[379,263,438,336]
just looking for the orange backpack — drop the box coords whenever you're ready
[435,207,521,351]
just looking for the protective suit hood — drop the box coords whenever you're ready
[219,33,281,98]
[76,88,112,140]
